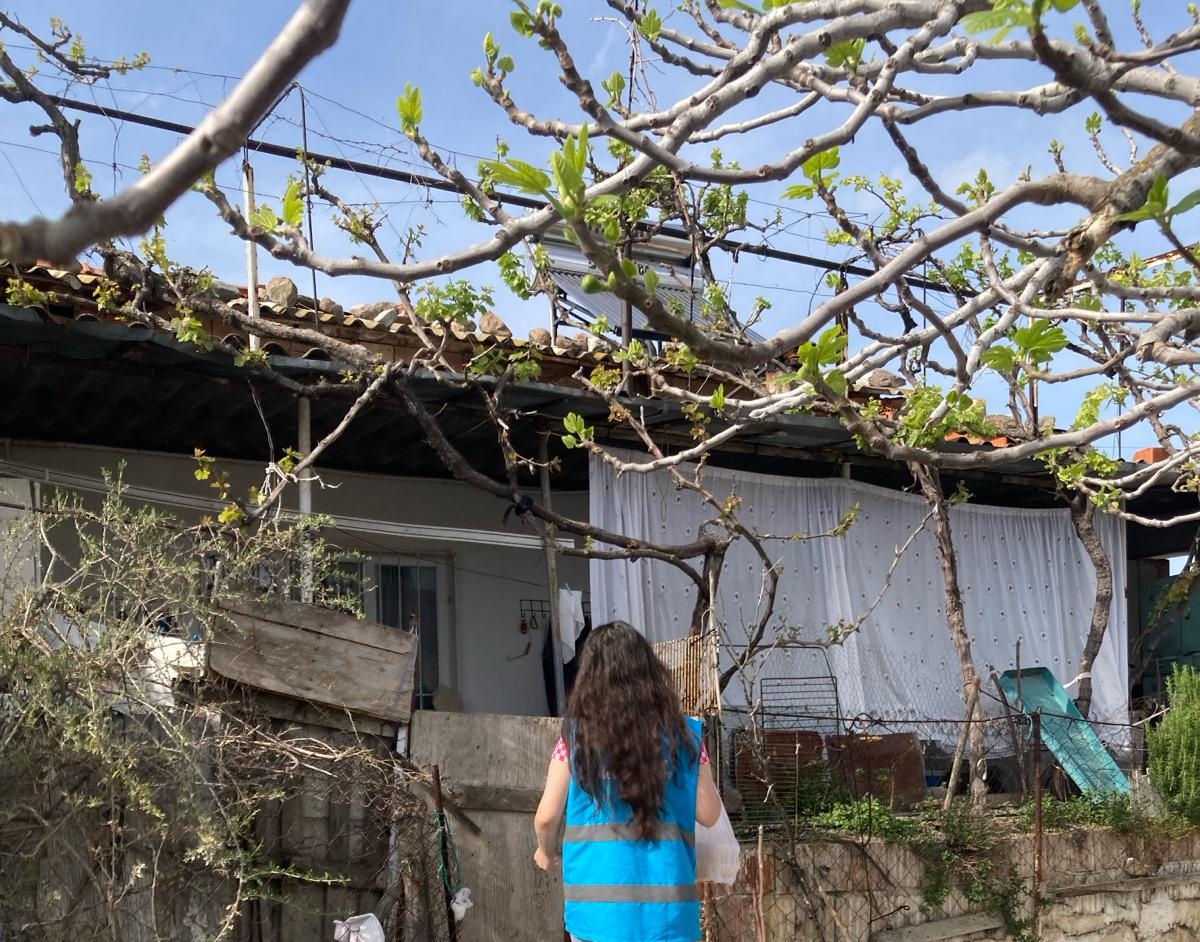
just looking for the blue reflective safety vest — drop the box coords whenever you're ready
[562,716,702,942]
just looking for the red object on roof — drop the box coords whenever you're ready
[944,430,1012,448]
[1133,447,1169,464]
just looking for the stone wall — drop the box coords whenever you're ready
[709,829,1200,941]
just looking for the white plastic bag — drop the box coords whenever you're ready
[450,887,473,922]
[332,913,384,942]
[694,806,741,885]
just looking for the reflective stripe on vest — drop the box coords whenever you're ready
[564,883,701,904]
[562,716,703,942]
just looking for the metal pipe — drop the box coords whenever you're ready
[1033,708,1044,927]
[242,158,261,351]
[539,432,567,716]
[297,397,313,515]
[430,765,459,942]
[298,397,314,602]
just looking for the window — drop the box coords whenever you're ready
[361,558,448,711]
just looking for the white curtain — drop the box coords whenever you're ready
[589,450,1129,736]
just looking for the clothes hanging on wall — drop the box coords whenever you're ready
[588,447,1131,747]
[563,620,591,695]
[558,587,587,662]
[542,615,592,715]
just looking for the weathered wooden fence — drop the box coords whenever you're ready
[408,711,563,942]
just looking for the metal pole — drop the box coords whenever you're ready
[298,88,321,320]
[241,157,262,351]
[430,765,459,942]
[1033,709,1044,925]
[992,671,1027,800]
[298,397,314,602]
[538,432,567,716]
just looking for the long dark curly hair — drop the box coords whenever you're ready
[563,620,697,840]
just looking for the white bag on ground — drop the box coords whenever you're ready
[694,806,740,885]
[333,914,384,942]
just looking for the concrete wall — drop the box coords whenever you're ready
[711,829,1200,942]
[2,440,590,717]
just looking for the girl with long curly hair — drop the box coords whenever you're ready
[533,620,723,942]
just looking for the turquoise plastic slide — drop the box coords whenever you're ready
[997,667,1129,796]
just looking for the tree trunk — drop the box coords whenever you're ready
[911,463,987,804]
[1069,496,1113,718]
[692,544,726,637]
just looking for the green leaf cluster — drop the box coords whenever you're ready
[498,252,537,300]
[510,1,562,38]
[170,315,214,352]
[825,38,865,69]
[73,160,93,195]
[482,125,598,222]
[467,344,542,382]
[234,346,272,370]
[589,365,622,391]
[774,325,849,398]
[396,83,423,137]
[981,320,1068,374]
[782,147,840,201]
[896,385,992,448]
[246,176,303,234]
[956,168,996,207]
[664,343,699,374]
[960,0,1081,43]
[637,8,662,41]
[812,797,916,840]
[562,411,594,449]
[1113,174,1200,225]
[414,280,494,325]
[5,278,49,310]
[602,71,626,109]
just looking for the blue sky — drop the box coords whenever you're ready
[0,1,1196,456]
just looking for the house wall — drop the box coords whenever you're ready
[1,440,590,717]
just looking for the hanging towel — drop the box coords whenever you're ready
[558,587,586,662]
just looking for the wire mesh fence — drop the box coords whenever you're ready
[702,691,1156,942]
[716,706,1145,826]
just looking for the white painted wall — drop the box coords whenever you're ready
[1,441,590,717]
[0,477,37,606]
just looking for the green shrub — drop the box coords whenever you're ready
[788,761,849,820]
[1147,664,1200,823]
[908,802,1033,942]
[811,796,916,840]
[1017,793,1137,833]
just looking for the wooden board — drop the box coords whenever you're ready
[209,598,415,723]
[409,711,563,942]
[410,711,561,792]
[825,732,927,809]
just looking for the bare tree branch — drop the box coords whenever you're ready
[0,0,351,263]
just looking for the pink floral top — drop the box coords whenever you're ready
[552,736,709,765]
